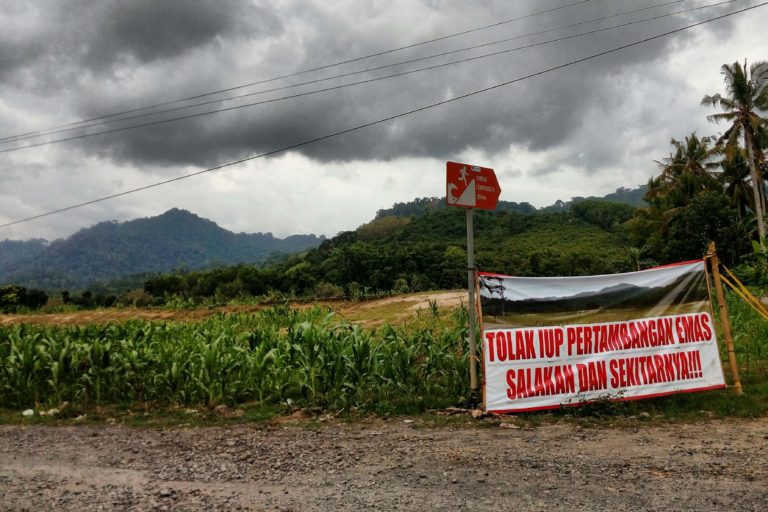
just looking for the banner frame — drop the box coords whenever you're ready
[705,242,743,394]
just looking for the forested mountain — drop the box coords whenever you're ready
[0,181,746,298]
[144,200,637,300]
[374,186,647,219]
[0,239,48,272]
[375,197,538,219]
[0,209,324,290]
[145,174,754,303]
[539,186,648,212]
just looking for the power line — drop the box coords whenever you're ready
[1,0,693,145]
[1,1,763,230]
[0,0,738,155]
[0,0,599,143]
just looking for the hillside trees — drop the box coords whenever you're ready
[570,199,635,231]
[138,206,631,302]
[632,133,751,267]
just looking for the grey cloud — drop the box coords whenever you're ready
[81,0,281,68]
[499,167,524,179]
[0,0,281,83]
[0,0,746,172]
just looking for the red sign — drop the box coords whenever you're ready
[446,161,501,210]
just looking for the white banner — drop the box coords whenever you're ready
[480,261,726,413]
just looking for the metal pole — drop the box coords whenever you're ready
[466,208,479,399]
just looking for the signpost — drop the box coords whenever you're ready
[445,161,501,402]
[446,161,501,210]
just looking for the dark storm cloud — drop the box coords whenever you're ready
[1,0,744,170]
[81,0,280,68]
[0,0,280,84]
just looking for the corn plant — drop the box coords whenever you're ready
[0,305,471,413]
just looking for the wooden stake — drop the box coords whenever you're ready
[707,242,743,395]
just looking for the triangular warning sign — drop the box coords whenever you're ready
[453,179,476,207]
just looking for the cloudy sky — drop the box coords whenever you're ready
[0,0,766,241]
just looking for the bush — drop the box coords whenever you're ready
[314,282,345,298]
[0,285,49,313]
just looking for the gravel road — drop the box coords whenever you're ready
[1,417,767,511]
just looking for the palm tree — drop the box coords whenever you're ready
[719,148,752,220]
[624,244,655,271]
[701,59,768,250]
[655,132,720,187]
[650,133,721,218]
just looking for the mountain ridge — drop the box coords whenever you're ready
[0,208,324,290]
[0,185,647,292]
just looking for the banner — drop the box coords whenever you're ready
[479,261,725,413]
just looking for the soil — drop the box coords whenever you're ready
[1,417,767,511]
[0,291,468,328]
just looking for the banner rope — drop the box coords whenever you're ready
[719,266,768,321]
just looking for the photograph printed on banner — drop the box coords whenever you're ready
[479,261,710,329]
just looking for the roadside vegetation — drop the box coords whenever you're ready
[1,289,767,423]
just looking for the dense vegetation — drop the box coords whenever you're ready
[0,305,468,412]
[0,285,48,313]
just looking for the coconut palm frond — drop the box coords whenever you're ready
[661,206,685,219]
[751,61,768,91]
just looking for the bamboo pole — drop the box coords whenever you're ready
[707,242,743,395]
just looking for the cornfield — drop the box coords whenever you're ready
[0,305,469,411]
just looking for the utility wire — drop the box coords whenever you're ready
[0,0,693,145]
[0,0,599,143]
[1,0,764,229]
[0,0,738,155]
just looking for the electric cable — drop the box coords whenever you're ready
[1,0,763,229]
[0,0,739,155]
[0,0,694,145]
[0,0,599,143]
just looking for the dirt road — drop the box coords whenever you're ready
[1,417,767,511]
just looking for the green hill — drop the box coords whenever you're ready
[0,209,324,290]
[1,186,645,296]
[540,185,648,212]
[378,186,647,218]
[0,239,48,273]
[142,200,634,300]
